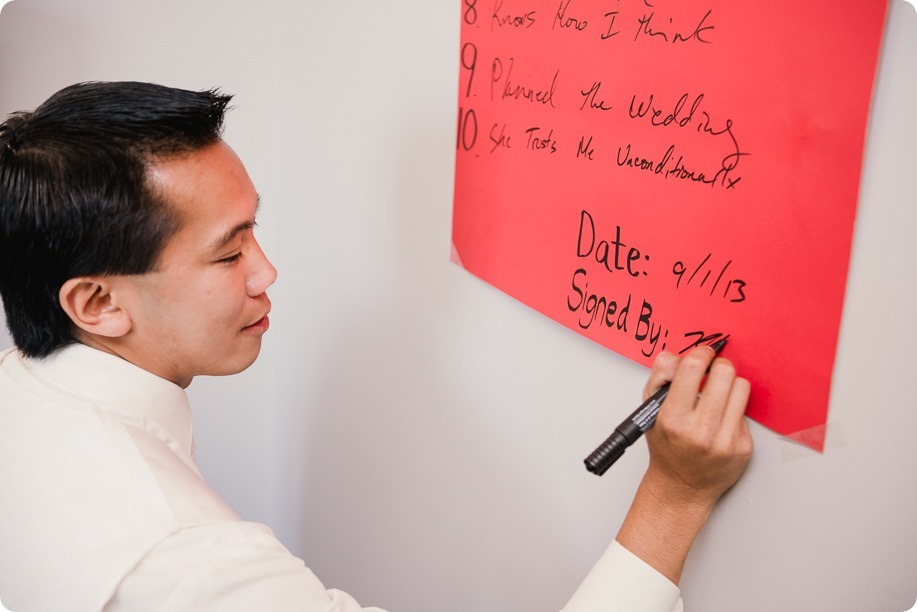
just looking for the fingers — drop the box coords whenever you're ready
[716,375,753,455]
[695,356,739,426]
[641,345,754,508]
[721,375,751,426]
[643,351,679,401]
[646,344,751,430]
[663,344,718,418]
[679,352,753,458]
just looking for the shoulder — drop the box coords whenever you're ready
[0,348,238,611]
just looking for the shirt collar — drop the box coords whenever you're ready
[23,342,195,462]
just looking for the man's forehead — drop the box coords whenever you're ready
[144,141,261,253]
[146,140,254,200]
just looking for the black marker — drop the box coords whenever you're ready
[584,338,727,476]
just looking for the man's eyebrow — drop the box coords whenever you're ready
[210,196,261,251]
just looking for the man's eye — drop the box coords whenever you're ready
[218,252,243,264]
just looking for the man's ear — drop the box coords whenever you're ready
[58,277,132,338]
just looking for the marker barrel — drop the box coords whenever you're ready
[584,412,647,475]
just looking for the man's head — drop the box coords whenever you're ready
[0,81,276,386]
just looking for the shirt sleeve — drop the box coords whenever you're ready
[561,540,684,612]
[104,521,388,612]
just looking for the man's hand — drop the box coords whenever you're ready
[615,345,753,584]
[643,345,753,509]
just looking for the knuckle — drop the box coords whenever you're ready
[680,351,710,373]
[655,413,684,438]
[648,353,678,382]
[738,435,754,459]
[710,357,736,378]
[653,351,678,372]
[718,433,753,462]
[654,409,675,429]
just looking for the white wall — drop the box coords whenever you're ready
[1,1,914,610]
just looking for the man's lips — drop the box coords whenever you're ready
[242,313,270,333]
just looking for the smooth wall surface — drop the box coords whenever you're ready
[0,1,914,610]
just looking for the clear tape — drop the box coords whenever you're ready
[779,422,847,462]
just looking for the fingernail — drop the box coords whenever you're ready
[709,338,727,354]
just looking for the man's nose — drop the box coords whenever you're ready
[246,240,277,296]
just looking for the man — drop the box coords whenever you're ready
[0,81,752,611]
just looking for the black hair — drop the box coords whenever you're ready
[0,81,233,357]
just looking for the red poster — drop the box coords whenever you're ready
[451,0,888,451]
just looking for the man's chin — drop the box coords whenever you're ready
[199,344,263,380]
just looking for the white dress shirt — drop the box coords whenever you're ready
[0,344,682,611]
